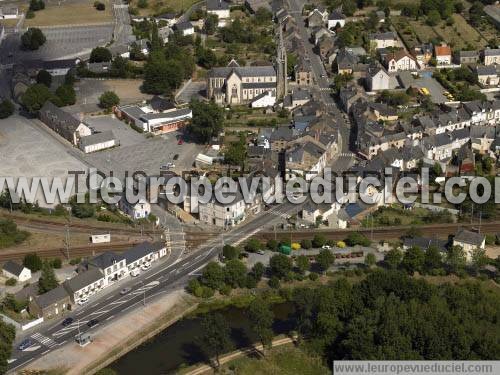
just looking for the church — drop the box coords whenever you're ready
[207,60,278,105]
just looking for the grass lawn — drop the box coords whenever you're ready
[408,20,439,44]
[24,1,113,27]
[432,14,488,50]
[361,205,455,228]
[220,345,329,375]
[129,0,199,16]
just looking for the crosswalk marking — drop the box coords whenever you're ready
[31,333,57,348]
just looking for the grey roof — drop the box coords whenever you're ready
[39,101,83,141]
[34,285,69,308]
[119,105,145,119]
[270,126,296,141]
[88,252,125,270]
[140,108,192,121]
[329,9,345,20]
[175,21,193,31]
[207,0,230,10]
[476,65,497,76]
[336,48,358,70]
[150,96,175,112]
[483,48,500,56]
[470,126,497,139]
[458,50,478,58]
[292,89,311,101]
[403,237,448,252]
[63,268,104,294]
[369,31,397,41]
[242,81,277,89]
[156,12,176,20]
[123,241,165,264]
[454,229,485,246]
[2,260,25,277]
[80,131,116,147]
[208,65,276,78]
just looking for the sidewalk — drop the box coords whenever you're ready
[22,288,197,374]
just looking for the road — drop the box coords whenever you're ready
[288,0,352,154]
[8,201,302,372]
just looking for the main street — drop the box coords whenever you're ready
[8,201,303,373]
[288,0,352,154]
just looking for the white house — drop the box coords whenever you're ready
[366,63,390,91]
[369,32,398,49]
[250,91,276,108]
[118,196,151,219]
[384,51,418,72]
[435,45,452,66]
[81,252,128,286]
[476,65,499,87]
[199,193,246,228]
[327,9,346,30]
[453,228,486,262]
[206,0,231,27]
[123,241,167,271]
[63,268,105,304]
[2,261,31,282]
[79,131,118,153]
[175,21,194,36]
[483,48,500,66]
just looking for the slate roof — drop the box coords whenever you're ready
[484,48,500,56]
[88,252,125,270]
[476,65,497,76]
[207,0,230,10]
[292,89,311,101]
[63,268,104,294]
[336,48,358,70]
[175,21,193,31]
[403,237,448,252]
[150,96,175,112]
[2,260,25,277]
[140,108,192,121]
[369,31,396,41]
[328,9,345,20]
[80,131,116,147]
[454,229,485,246]
[34,285,69,308]
[123,241,165,264]
[242,81,277,89]
[119,105,146,119]
[39,101,83,141]
[208,65,276,78]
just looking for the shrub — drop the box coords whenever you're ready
[291,242,301,250]
[51,258,62,269]
[69,257,81,266]
[337,241,346,248]
[300,239,312,249]
[308,272,319,281]
[5,278,17,286]
[268,276,280,289]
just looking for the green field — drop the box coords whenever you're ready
[129,0,199,15]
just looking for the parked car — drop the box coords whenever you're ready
[322,245,331,250]
[87,319,99,328]
[77,297,88,306]
[177,138,184,145]
[257,250,265,255]
[141,262,151,271]
[130,269,140,277]
[62,317,74,327]
[18,339,34,351]
[120,287,132,295]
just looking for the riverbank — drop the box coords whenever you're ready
[22,289,198,375]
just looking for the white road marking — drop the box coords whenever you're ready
[105,315,114,321]
[41,349,50,355]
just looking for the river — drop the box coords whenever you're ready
[109,303,295,374]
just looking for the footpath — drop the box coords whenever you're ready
[22,289,197,374]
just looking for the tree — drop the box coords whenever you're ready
[21,83,56,114]
[365,253,376,267]
[250,262,265,281]
[312,234,327,248]
[316,249,335,272]
[471,247,488,273]
[248,298,274,353]
[401,246,425,274]
[55,84,76,106]
[137,0,148,8]
[296,255,310,274]
[38,261,58,294]
[110,56,129,78]
[36,70,52,87]
[245,238,262,253]
[0,99,14,119]
[29,0,45,11]
[204,14,219,35]
[345,232,371,247]
[224,259,247,288]
[269,254,292,279]
[424,245,443,272]
[98,91,119,110]
[199,313,232,368]
[89,47,112,63]
[266,239,279,251]
[23,253,42,272]
[426,10,441,25]
[0,319,15,374]
[385,248,402,269]
[21,28,46,50]
[188,99,224,143]
[222,244,240,260]
[446,245,466,273]
[201,261,225,290]
[94,1,106,10]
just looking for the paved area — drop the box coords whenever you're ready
[0,25,113,64]
[83,116,144,147]
[398,71,448,104]
[74,79,151,107]
[0,115,86,206]
[176,81,206,104]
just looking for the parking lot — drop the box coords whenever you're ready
[0,24,113,64]
[398,71,448,104]
[176,81,206,104]
[82,117,204,178]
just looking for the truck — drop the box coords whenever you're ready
[279,245,292,255]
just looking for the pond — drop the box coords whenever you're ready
[109,302,295,374]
